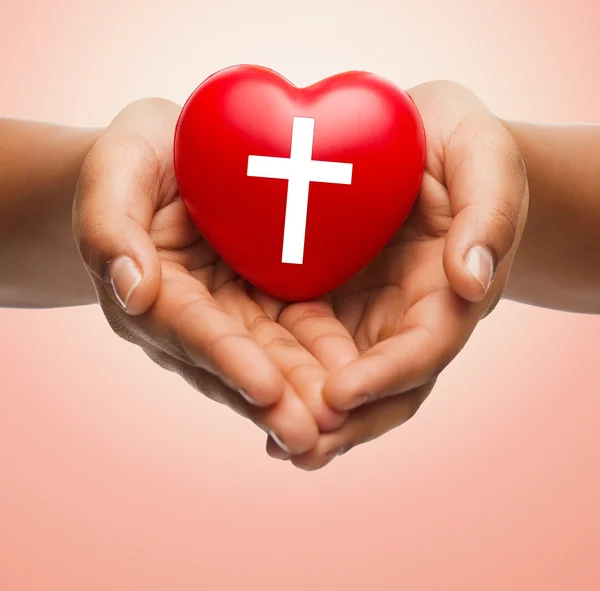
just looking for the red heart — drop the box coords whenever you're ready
[174,65,425,302]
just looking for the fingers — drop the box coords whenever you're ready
[217,283,349,432]
[73,98,182,315]
[133,264,290,408]
[147,350,319,455]
[322,288,473,411]
[442,116,529,302]
[268,382,434,470]
[277,299,361,371]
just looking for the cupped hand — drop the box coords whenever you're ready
[73,98,354,456]
[268,80,529,470]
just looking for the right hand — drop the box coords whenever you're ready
[73,98,350,455]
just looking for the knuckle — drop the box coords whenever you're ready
[280,303,331,329]
[310,331,353,351]
[489,200,520,254]
[76,213,111,245]
[246,313,273,334]
[263,335,300,351]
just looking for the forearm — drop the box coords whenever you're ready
[0,120,102,307]
[502,121,600,314]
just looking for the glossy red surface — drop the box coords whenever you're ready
[174,65,426,301]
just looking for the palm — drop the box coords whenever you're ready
[270,171,461,457]
[137,89,462,409]
[146,186,446,464]
[329,174,452,353]
[266,83,523,466]
[146,129,463,459]
[149,193,236,294]
[87,89,524,469]
[142,184,351,437]
[82,99,350,456]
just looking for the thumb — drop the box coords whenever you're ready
[73,99,180,316]
[73,139,161,316]
[442,124,529,303]
[73,124,171,315]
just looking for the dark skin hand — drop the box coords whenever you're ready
[4,84,599,471]
[74,99,350,458]
[265,80,529,469]
[72,81,528,470]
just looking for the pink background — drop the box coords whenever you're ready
[2,0,600,589]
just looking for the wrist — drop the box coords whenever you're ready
[62,126,104,204]
[0,122,105,307]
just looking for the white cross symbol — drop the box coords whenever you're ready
[247,116,353,265]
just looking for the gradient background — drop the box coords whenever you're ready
[1,0,600,589]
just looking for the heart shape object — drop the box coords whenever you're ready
[174,65,426,302]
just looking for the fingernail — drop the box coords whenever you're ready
[464,246,494,294]
[109,256,142,311]
[238,389,262,407]
[269,431,292,455]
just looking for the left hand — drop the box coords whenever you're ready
[263,80,529,470]
[73,98,351,458]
